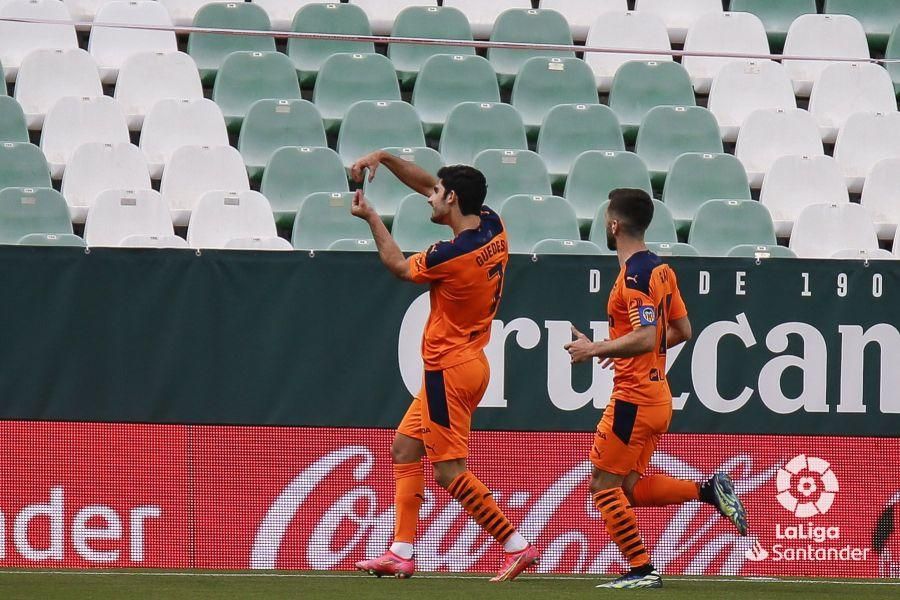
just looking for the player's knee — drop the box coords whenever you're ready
[390,438,423,464]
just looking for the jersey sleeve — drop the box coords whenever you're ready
[668,280,688,321]
[622,285,658,330]
[408,242,455,283]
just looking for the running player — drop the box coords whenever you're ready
[565,189,748,589]
[348,150,539,582]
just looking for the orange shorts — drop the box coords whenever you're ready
[397,354,490,463]
[590,398,672,476]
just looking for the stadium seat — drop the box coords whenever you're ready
[439,102,527,166]
[391,192,453,252]
[589,198,678,246]
[327,238,376,252]
[727,244,797,259]
[336,100,425,169]
[159,145,250,226]
[140,98,229,179]
[212,51,302,132]
[735,108,824,188]
[83,189,174,247]
[531,238,604,256]
[260,146,349,227]
[187,190,278,249]
[895,227,900,257]
[833,112,900,193]
[537,104,624,190]
[351,0,436,36]
[292,192,373,250]
[0,187,72,244]
[0,142,51,189]
[18,232,85,246]
[783,14,871,97]
[158,0,223,27]
[608,61,695,144]
[88,0,177,84]
[662,153,751,236]
[538,0,627,43]
[681,12,770,94]
[313,53,401,134]
[760,155,849,237]
[473,149,552,207]
[889,24,900,96]
[688,199,776,257]
[252,0,322,31]
[0,0,78,82]
[824,0,900,54]
[238,99,326,181]
[808,63,898,144]
[443,0,531,40]
[832,248,895,260]
[646,242,699,257]
[790,203,879,258]
[14,49,102,130]
[499,194,580,253]
[114,51,204,131]
[487,8,575,89]
[861,158,900,241]
[412,55,500,138]
[564,150,652,225]
[728,0,815,51]
[287,3,375,88]
[635,106,723,188]
[511,57,599,138]
[119,233,188,248]
[635,0,722,44]
[63,0,116,23]
[361,147,443,218]
[187,2,276,84]
[707,60,797,143]
[389,6,474,90]
[584,11,672,92]
[0,96,29,142]
[225,236,293,251]
[61,142,152,223]
[41,96,130,179]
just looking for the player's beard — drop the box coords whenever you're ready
[606,223,617,251]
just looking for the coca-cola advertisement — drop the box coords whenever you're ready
[1,421,897,578]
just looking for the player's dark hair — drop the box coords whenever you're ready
[437,165,487,216]
[608,188,654,238]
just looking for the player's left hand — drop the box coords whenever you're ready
[565,325,596,364]
[350,189,376,222]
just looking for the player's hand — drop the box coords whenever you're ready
[350,189,376,221]
[350,151,383,183]
[564,325,596,364]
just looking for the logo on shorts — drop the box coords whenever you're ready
[776,454,839,518]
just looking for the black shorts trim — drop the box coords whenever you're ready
[424,369,451,429]
[612,399,638,445]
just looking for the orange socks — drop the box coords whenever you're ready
[447,471,516,545]
[631,475,700,507]
[593,488,650,569]
[393,462,425,544]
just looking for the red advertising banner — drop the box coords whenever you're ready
[1,422,898,578]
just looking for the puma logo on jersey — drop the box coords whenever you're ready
[626,275,639,285]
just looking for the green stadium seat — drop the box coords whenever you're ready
[364,148,443,218]
[313,53,401,134]
[646,242,699,257]
[825,0,900,53]
[888,23,900,96]
[0,142,52,189]
[0,95,29,142]
[608,61,696,144]
[260,146,349,227]
[537,104,624,191]
[635,106,724,188]
[391,193,454,252]
[511,57,600,139]
[238,99,326,181]
[412,54,500,138]
[487,8,575,89]
[212,51,302,132]
[288,3,374,88]
[292,192,374,250]
[662,153,751,236]
[336,101,425,169]
[727,244,797,259]
[500,194,580,253]
[688,199,777,256]
[564,150,652,227]
[473,149,552,207]
[187,2,276,84]
[389,6,475,89]
[440,102,528,166]
[0,187,72,244]
[589,199,678,248]
[531,238,603,256]
[18,233,85,247]
[327,238,377,252]
[728,0,816,51]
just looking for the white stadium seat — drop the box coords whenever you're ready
[635,0,722,44]
[783,14,870,97]
[539,0,626,42]
[861,158,900,241]
[707,60,796,143]
[790,203,878,259]
[760,155,849,237]
[735,108,824,188]
[120,233,188,248]
[224,236,293,250]
[252,0,322,31]
[61,142,152,222]
[681,12,770,94]
[808,63,898,144]
[351,0,437,36]
[88,1,177,84]
[442,0,531,39]
[83,189,174,246]
[833,112,900,194]
[139,98,229,179]
[40,96,130,179]
[115,51,203,131]
[14,48,102,130]
[832,248,895,260]
[187,190,278,249]
[0,0,79,82]
[160,145,249,226]
[63,0,118,22]
[895,226,900,258]
[584,11,672,92]
[157,0,226,27]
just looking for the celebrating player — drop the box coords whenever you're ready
[565,189,749,589]
[348,151,539,582]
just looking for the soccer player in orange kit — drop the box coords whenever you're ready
[348,151,538,582]
[566,189,748,589]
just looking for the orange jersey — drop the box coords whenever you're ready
[408,207,509,370]
[607,250,687,406]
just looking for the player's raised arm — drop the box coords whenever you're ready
[350,150,437,198]
[350,190,412,281]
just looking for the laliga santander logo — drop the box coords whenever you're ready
[775,454,839,518]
